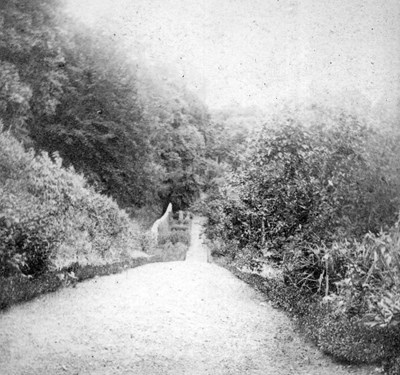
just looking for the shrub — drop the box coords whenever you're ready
[301,300,400,364]
[208,238,239,259]
[387,356,400,375]
[282,241,350,296]
[202,112,400,370]
[326,229,400,329]
[137,231,157,254]
[158,241,188,261]
[203,115,400,263]
[0,131,142,279]
[171,224,189,231]
[158,230,191,246]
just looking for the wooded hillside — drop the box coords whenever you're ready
[0,0,215,213]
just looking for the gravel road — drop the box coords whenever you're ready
[0,218,379,374]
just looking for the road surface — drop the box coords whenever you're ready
[0,218,378,374]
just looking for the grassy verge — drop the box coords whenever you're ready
[0,130,175,312]
[0,255,162,311]
[0,210,193,311]
[213,256,400,375]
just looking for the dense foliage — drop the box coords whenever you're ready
[0,0,212,212]
[148,210,192,261]
[0,129,142,278]
[2,0,400,370]
[201,112,400,343]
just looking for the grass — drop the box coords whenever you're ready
[0,255,161,311]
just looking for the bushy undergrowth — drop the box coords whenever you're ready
[329,230,400,328]
[149,231,190,261]
[204,116,400,252]
[159,230,191,247]
[146,209,192,261]
[153,242,188,262]
[203,114,400,370]
[217,258,400,371]
[0,256,158,310]
[0,130,143,280]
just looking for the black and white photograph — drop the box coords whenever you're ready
[1,0,400,374]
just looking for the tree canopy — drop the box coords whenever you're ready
[0,0,214,211]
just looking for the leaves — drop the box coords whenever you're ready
[202,110,400,329]
[0,0,212,211]
[0,131,141,277]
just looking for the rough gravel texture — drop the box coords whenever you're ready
[0,217,380,375]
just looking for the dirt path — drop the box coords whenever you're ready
[185,217,209,263]
[0,218,378,375]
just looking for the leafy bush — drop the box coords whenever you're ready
[326,229,400,329]
[387,356,400,375]
[204,116,400,259]
[208,238,240,259]
[137,231,157,254]
[158,241,188,261]
[0,131,142,279]
[170,224,186,231]
[202,111,400,370]
[158,230,191,246]
[302,299,400,365]
[148,208,192,261]
[282,241,350,296]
